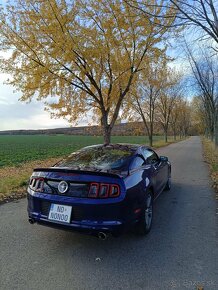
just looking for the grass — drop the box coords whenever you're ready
[0,134,182,202]
[0,157,60,202]
[0,135,177,168]
[202,137,218,194]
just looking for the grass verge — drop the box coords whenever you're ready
[0,158,60,203]
[202,137,218,194]
[0,136,186,203]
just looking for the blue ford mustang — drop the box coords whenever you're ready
[27,144,171,238]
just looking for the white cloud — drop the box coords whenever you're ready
[0,49,92,131]
[168,58,192,75]
[0,78,71,130]
[0,74,93,130]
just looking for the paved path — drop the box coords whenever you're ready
[0,136,217,290]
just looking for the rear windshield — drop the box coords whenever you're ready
[55,146,134,171]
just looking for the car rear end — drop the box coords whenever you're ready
[27,168,128,237]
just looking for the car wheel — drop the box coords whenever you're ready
[164,174,171,191]
[135,191,153,235]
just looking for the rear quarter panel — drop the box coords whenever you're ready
[123,166,153,219]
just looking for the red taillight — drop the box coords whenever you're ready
[88,183,99,198]
[88,183,120,198]
[99,184,109,198]
[30,177,44,192]
[109,184,120,197]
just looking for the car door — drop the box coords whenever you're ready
[142,148,164,196]
[128,155,147,194]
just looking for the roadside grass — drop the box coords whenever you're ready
[0,158,60,202]
[202,137,218,194]
[0,135,185,202]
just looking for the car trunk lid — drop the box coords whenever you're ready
[30,167,126,198]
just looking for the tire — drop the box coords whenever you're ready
[135,190,153,236]
[164,173,171,191]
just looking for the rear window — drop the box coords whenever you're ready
[55,146,134,171]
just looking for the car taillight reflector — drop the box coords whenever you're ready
[88,183,120,198]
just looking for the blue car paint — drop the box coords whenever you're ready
[27,145,170,236]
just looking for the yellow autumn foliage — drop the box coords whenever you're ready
[0,0,175,142]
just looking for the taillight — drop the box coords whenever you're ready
[88,183,120,198]
[109,184,120,197]
[29,177,44,192]
[88,183,99,198]
[99,184,109,198]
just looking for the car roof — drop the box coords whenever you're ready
[82,143,151,153]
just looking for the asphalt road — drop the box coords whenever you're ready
[0,136,217,290]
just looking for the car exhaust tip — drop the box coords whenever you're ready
[28,218,35,224]
[98,232,108,240]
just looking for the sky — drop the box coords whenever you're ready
[0,0,83,131]
[0,74,71,131]
[0,48,91,131]
[0,48,71,130]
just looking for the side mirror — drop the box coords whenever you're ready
[159,156,168,162]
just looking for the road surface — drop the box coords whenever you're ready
[0,136,217,290]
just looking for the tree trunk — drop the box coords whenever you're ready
[173,129,176,140]
[149,134,153,147]
[164,130,168,143]
[103,125,111,145]
[149,121,154,147]
[214,112,218,148]
[101,111,111,145]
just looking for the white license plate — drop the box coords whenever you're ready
[48,204,72,224]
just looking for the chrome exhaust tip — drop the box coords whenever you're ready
[28,218,35,224]
[98,232,108,240]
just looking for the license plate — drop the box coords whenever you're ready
[48,204,72,224]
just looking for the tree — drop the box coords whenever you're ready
[170,97,182,140]
[124,57,183,146]
[0,0,173,144]
[156,69,183,142]
[123,57,170,146]
[169,0,218,50]
[186,46,218,146]
[176,99,191,138]
[128,0,218,50]
[190,97,208,136]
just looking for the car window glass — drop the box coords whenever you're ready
[142,148,159,165]
[55,146,134,171]
[130,156,145,170]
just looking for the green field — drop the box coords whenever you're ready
[0,134,180,199]
[0,135,174,168]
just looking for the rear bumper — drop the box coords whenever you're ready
[28,215,124,236]
[27,192,132,236]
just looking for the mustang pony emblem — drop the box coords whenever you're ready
[58,181,68,194]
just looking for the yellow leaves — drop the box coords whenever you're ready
[0,0,173,130]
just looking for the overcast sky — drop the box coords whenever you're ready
[0,46,73,131]
[0,79,71,131]
[0,0,61,131]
